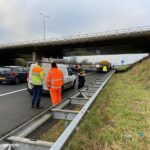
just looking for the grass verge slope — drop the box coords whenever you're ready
[65,58,150,150]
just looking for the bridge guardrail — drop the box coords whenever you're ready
[0,25,150,48]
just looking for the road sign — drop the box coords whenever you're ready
[121,60,125,65]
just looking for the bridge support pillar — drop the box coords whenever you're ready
[32,52,37,62]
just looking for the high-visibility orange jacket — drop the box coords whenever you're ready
[46,68,64,89]
[32,65,44,85]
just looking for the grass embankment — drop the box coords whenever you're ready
[38,120,65,142]
[114,64,131,72]
[65,58,150,150]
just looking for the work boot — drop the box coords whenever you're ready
[31,102,34,109]
[36,105,44,109]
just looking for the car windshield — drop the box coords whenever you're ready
[0,67,11,72]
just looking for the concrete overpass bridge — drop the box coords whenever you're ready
[0,26,150,65]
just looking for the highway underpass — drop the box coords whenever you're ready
[0,26,150,65]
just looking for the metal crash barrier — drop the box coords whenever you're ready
[0,70,115,150]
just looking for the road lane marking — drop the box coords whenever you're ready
[0,88,27,97]
[0,73,94,97]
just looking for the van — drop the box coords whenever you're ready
[27,62,76,94]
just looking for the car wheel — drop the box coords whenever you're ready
[15,77,20,84]
[71,80,76,89]
[28,89,33,95]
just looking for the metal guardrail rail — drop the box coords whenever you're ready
[0,70,115,150]
[50,70,115,150]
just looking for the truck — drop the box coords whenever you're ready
[27,59,76,94]
[95,60,111,72]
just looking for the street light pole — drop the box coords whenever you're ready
[39,12,49,42]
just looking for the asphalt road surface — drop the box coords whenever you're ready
[0,72,107,138]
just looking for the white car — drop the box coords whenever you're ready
[27,63,76,94]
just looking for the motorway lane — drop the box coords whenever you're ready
[0,83,26,95]
[0,72,107,138]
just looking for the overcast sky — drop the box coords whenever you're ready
[0,0,150,44]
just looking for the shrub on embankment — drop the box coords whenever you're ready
[64,57,150,150]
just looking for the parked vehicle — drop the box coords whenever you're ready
[0,66,28,84]
[95,60,111,72]
[27,62,76,94]
[26,61,34,69]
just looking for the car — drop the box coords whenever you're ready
[27,62,76,94]
[0,66,28,84]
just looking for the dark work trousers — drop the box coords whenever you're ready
[78,76,85,89]
[32,85,42,106]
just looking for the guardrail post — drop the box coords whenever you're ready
[64,115,69,129]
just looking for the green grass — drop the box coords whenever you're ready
[64,58,150,150]
[38,105,82,142]
[38,120,65,142]
[114,64,131,71]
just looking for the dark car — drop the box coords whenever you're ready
[0,66,28,84]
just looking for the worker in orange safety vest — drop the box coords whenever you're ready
[46,62,64,106]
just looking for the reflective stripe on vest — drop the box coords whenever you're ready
[52,71,63,86]
[50,86,62,89]
[48,70,63,87]
[32,72,40,76]
[47,79,63,84]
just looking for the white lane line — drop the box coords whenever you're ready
[0,88,27,97]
